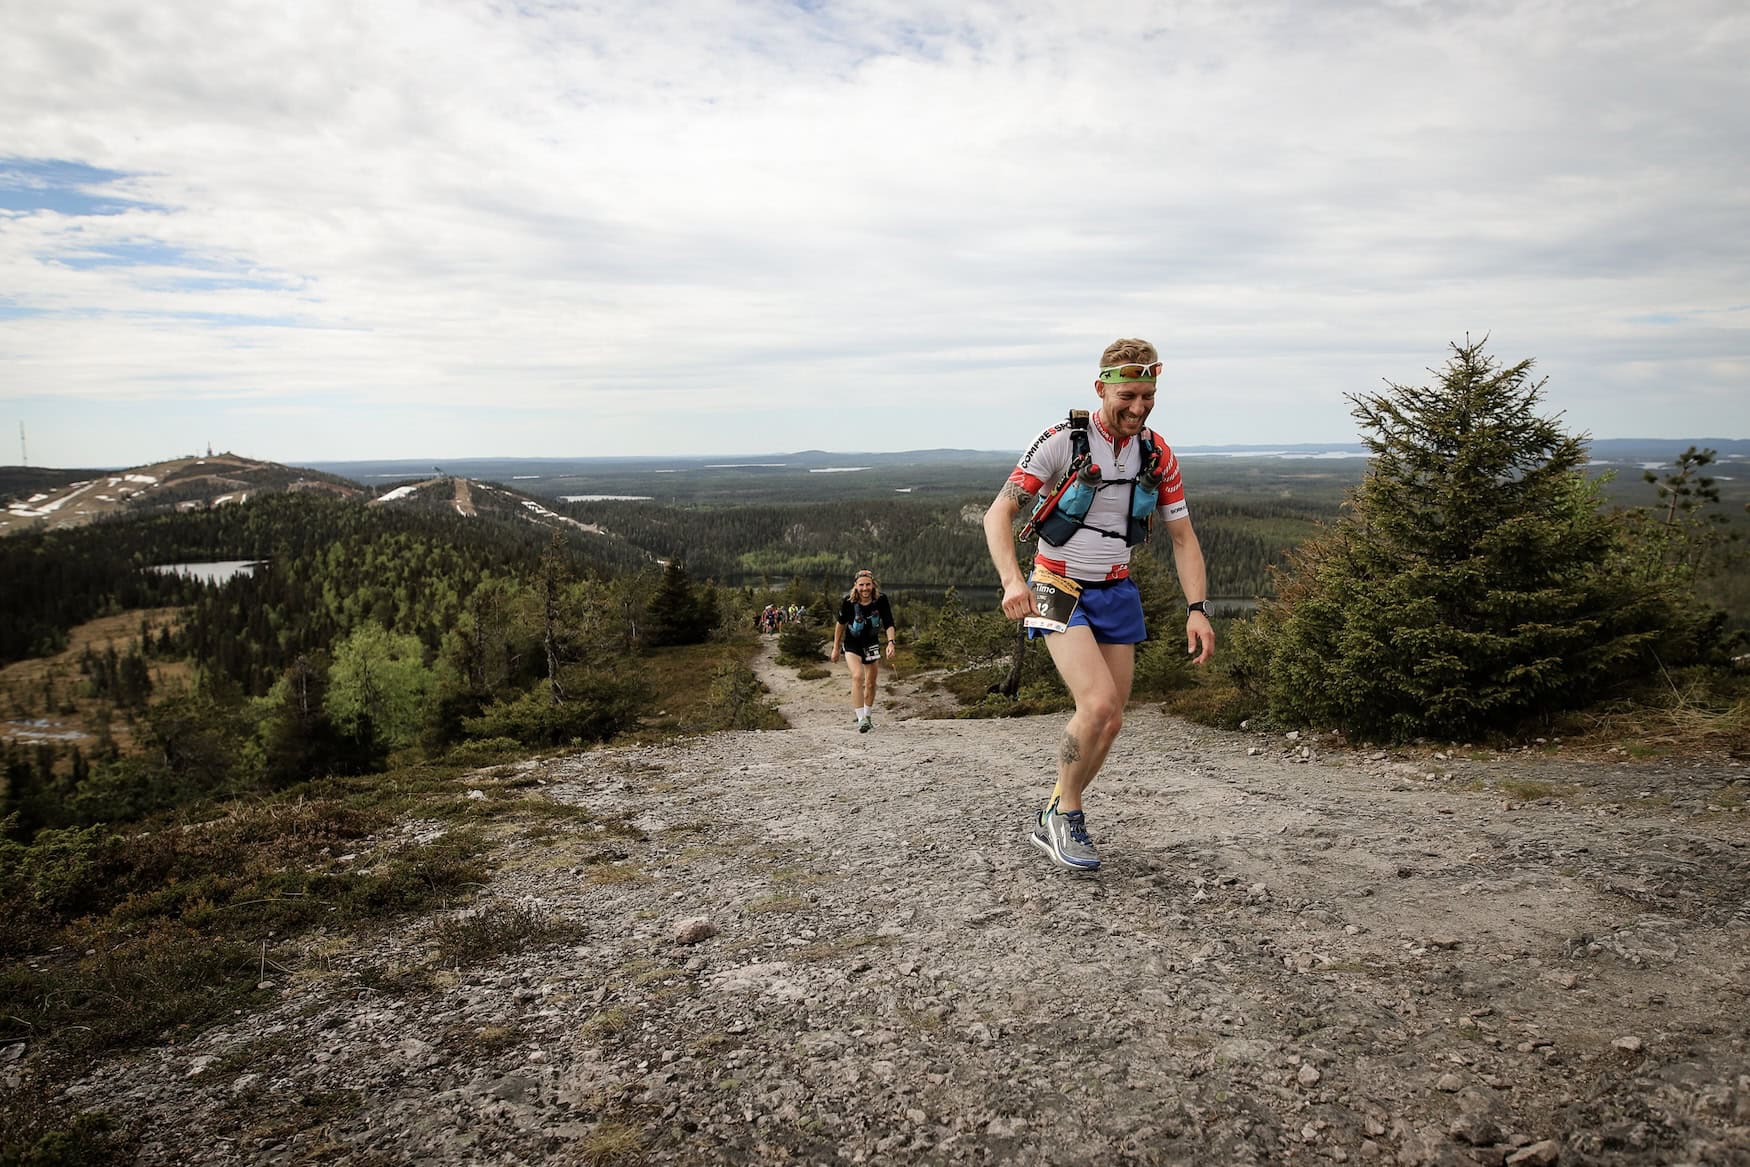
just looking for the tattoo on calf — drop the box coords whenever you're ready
[1058,731,1082,765]
[999,482,1034,508]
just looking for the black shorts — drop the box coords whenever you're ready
[844,641,881,663]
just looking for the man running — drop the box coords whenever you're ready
[982,338,1215,871]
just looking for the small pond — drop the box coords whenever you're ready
[146,560,264,585]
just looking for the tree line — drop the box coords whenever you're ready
[3,336,1743,838]
[558,493,1330,599]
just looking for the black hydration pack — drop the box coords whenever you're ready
[1021,410,1165,548]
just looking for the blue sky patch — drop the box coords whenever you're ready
[47,238,300,296]
[56,241,199,270]
[0,157,163,216]
[159,310,307,328]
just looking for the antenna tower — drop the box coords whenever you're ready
[18,423,24,467]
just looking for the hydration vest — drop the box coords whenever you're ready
[844,598,884,638]
[1021,410,1165,548]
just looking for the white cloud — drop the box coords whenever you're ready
[2,0,1746,465]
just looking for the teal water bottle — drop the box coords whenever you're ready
[1060,462,1100,515]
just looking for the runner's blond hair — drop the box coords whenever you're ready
[1100,338,1159,366]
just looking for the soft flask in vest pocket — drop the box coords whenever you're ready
[1124,441,1165,545]
[1035,462,1100,546]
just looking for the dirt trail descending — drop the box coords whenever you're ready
[74,643,1750,1165]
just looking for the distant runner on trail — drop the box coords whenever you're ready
[830,569,897,734]
[982,337,1215,871]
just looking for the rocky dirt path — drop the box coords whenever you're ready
[75,644,1750,1165]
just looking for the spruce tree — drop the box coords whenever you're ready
[1242,337,1667,741]
[646,561,711,647]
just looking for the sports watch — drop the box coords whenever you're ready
[1187,600,1213,617]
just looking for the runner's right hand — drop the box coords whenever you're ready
[1000,579,1038,620]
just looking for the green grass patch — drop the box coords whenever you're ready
[935,663,1072,719]
[579,1006,630,1042]
[230,1087,364,1144]
[896,1002,948,1031]
[1710,784,1747,809]
[621,639,777,738]
[770,867,837,888]
[0,922,270,1058]
[0,1080,137,1167]
[744,892,809,914]
[629,963,688,987]
[584,862,647,885]
[195,1030,304,1081]
[1154,669,1263,730]
[438,1022,526,1055]
[581,1121,646,1166]
[352,962,444,997]
[429,902,584,969]
[1495,779,1579,802]
[443,736,537,767]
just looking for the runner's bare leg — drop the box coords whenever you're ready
[844,655,867,715]
[1076,641,1135,779]
[1043,629,1133,812]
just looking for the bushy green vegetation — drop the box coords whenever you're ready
[705,657,785,730]
[1225,340,1741,742]
[0,1082,136,1166]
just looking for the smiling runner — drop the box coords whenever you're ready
[982,337,1216,871]
[830,569,898,734]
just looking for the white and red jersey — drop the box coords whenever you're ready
[1006,411,1188,580]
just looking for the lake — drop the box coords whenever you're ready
[147,560,264,585]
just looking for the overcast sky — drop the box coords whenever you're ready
[3,0,1746,468]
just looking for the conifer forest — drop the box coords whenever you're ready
[2,341,1746,847]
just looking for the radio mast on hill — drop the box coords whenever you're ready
[18,423,24,467]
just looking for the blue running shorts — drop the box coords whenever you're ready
[1028,576,1147,645]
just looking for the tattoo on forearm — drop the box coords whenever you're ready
[999,482,1034,509]
[1058,731,1081,765]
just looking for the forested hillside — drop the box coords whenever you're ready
[0,491,748,842]
[1,495,603,667]
[561,493,1331,601]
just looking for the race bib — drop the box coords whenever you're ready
[860,644,882,663]
[1023,566,1083,634]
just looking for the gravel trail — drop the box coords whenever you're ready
[69,641,1750,1165]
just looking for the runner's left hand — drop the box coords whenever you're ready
[1186,613,1216,665]
[885,642,896,660]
